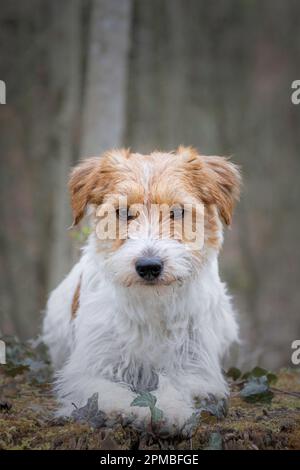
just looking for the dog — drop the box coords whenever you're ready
[43,146,241,430]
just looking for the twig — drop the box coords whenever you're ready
[230,381,300,399]
[270,387,300,399]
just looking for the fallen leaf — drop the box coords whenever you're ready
[71,393,106,428]
[240,376,274,403]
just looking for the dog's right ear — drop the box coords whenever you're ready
[68,157,102,226]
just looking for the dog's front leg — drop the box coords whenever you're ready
[153,371,228,430]
[56,373,149,422]
[179,370,229,403]
[153,375,195,429]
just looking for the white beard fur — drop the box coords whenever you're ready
[43,233,238,429]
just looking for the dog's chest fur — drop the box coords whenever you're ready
[69,251,234,395]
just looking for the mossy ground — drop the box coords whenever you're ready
[1,368,299,450]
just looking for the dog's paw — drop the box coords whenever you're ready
[151,400,195,437]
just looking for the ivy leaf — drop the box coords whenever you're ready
[151,406,163,424]
[131,391,157,409]
[227,367,242,381]
[242,367,278,386]
[240,376,274,403]
[266,372,278,385]
[241,368,266,381]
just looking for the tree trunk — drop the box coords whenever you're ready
[80,0,132,156]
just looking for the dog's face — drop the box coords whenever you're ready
[69,147,240,287]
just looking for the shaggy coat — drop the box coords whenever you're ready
[43,147,241,429]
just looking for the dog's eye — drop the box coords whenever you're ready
[170,207,184,220]
[116,208,135,221]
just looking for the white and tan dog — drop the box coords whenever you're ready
[43,146,241,429]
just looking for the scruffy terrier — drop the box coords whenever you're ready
[43,146,241,430]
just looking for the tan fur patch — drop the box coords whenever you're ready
[71,275,82,319]
[177,147,241,226]
[69,149,130,225]
[204,204,222,249]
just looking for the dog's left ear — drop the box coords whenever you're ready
[201,156,241,225]
[179,147,241,225]
[68,157,102,226]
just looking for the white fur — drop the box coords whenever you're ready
[43,229,238,429]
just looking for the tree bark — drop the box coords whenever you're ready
[80,0,132,156]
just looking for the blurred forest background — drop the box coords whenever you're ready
[0,0,300,370]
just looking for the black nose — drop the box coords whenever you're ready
[135,257,163,280]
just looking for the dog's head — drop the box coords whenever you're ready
[69,147,241,287]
